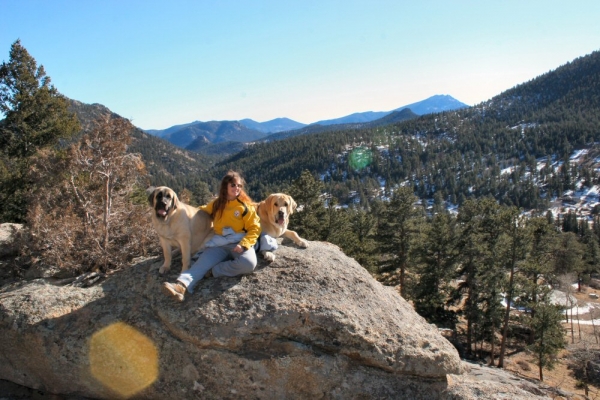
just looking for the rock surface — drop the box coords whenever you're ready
[0,223,21,258]
[0,239,551,399]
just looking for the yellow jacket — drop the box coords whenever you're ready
[200,197,261,250]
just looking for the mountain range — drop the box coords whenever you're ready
[206,49,600,213]
[143,94,468,150]
[239,117,306,134]
[310,94,468,126]
[68,49,600,221]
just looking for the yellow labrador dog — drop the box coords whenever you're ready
[147,186,213,274]
[255,193,308,261]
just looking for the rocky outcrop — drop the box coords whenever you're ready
[0,239,549,399]
[0,223,21,258]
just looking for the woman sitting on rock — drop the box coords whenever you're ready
[162,170,261,302]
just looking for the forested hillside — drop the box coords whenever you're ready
[68,101,224,192]
[212,50,600,210]
[106,49,600,211]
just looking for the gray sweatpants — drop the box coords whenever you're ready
[177,243,257,293]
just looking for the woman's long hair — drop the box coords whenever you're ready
[211,170,253,220]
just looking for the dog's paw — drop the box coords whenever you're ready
[297,239,309,248]
[263,251,276,262]
[159,265,170,275]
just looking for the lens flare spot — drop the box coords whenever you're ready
[89,322,158,398]
[349,147,373,171]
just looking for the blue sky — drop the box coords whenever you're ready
[2,1,600,130]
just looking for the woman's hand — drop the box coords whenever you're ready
[232,244,244,253]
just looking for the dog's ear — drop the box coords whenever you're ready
[288,196,298,213]
[146,187,157,206]
[171,190,179,210]
[264,195,275,209]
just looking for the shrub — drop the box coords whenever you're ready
[19,117,160,277]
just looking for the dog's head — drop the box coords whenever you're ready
[261,193,297,227]
[147,186,179,221]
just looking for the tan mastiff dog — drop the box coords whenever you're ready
[147,186,213,274]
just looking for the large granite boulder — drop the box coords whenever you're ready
[0,240,549,399]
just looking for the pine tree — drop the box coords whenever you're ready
[323,201,359,256]
[288,170,327,240]
[454,197,506,357]
[412,210,459,327]
[376,186,423,297]
[581,229,600,284]
[497,210,530,367]
[562,210,578,234]
[474,201,510,363]
[552,232,585,280]
[528,300,566,382]
[519,217,558,344]
[0,40,80,222]
[347,207,377,271]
